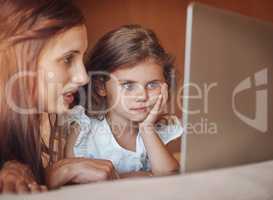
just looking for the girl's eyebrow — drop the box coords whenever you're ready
[118,79,163,84]
[118,80,137,83]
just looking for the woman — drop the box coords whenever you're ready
[0,0,117,194]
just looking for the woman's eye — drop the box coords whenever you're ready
[63,55,74,65]
[146,81,161,90]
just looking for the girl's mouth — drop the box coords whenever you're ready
[130,107,148,112]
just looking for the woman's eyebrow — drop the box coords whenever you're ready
[148,79,162,83]
[63,50,80,57]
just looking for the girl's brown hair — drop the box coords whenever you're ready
[86,24,175,116]
[0,0,84,183]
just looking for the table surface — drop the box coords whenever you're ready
[2,160,273,200]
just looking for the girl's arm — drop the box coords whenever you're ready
[119,171,153,178]
[139,125,179,176]
[139,83,180,176]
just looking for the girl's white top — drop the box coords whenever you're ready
[68,106,183,173]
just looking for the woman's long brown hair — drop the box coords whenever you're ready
[0,0,84,183]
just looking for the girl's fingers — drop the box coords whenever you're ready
[153,94,163,113]
[145,94,163,124]
[162,83,168,104]
[160,83,168,113]
[140,82,168,125]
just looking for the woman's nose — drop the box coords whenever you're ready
[72,66,90,86]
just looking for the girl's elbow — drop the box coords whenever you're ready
[152,162,180,176]
[167,161,180,174]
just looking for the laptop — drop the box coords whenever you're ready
[181,3,273,173]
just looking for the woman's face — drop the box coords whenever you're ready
[38,25,89,113]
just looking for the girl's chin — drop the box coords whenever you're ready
[128,113,149,122]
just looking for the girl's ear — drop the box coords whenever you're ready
[94,80,107,96]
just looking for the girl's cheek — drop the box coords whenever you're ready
[120,95,133,108]
[147,93,159,106]
[148,88,161,98]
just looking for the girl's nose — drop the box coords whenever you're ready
[135,86,148,102]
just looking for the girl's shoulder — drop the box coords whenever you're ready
[67,106,111,147]
[67,105,105,128]
[67,105,112,136]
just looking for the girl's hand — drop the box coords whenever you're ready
[138,83,179,175]
[46,158,119,189]
[0,161,47,194]
[140,83,168,127]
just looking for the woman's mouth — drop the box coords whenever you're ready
[63,91,76,106]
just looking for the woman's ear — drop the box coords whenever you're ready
[94,80,107,96]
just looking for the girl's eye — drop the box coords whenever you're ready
[121,83,137,91]
[146,81,161,90]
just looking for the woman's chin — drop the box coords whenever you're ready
[45,103,69,114]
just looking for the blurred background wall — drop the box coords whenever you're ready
[74,0,273,94]
[74,0,273,153]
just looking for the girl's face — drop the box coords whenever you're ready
[105,60,166,122]
[38,25,89,113]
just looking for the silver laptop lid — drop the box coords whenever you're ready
[181,3,273,173]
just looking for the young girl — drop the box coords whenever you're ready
[66,24,183,177]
